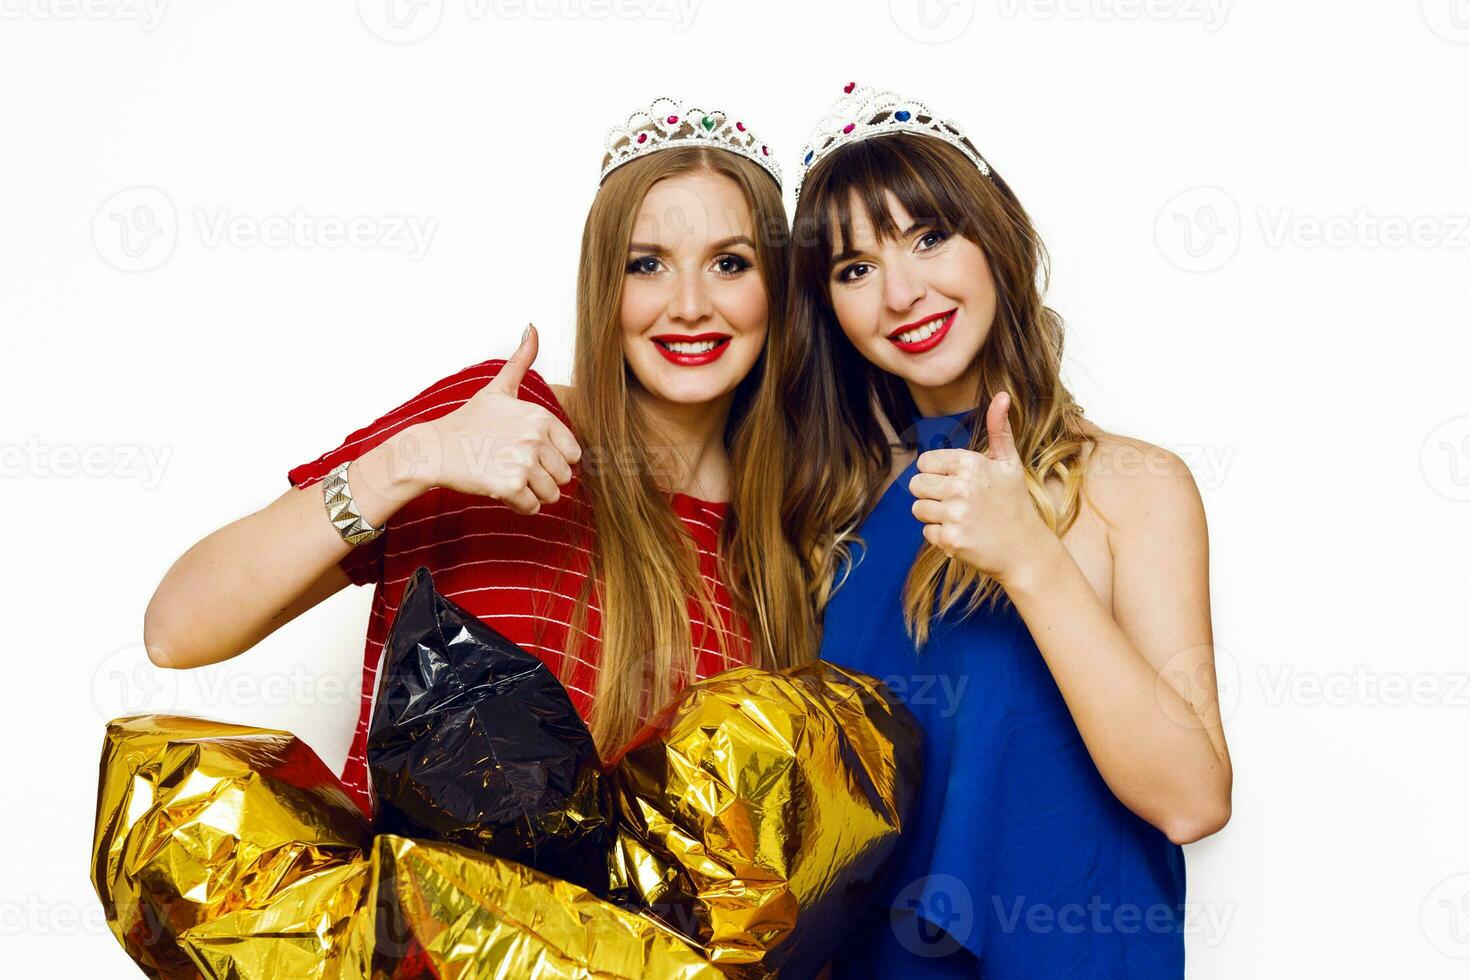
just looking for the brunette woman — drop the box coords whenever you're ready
[777,83,1233,978]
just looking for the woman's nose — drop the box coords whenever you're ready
[883,259,926,313]
[669,271,714,323]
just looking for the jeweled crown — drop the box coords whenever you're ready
[793,82,992,205]
[600,96,782,188]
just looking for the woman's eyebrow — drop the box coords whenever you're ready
[709,235,755,251]
[628,235,754,254]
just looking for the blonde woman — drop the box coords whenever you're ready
[774,83,1233,977]
[143,99,814,818]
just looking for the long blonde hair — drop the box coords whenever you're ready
[559,141,813,754]
[780,131,1094,648]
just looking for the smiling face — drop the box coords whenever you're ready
[827,189,998,415]
[620,169,768,407]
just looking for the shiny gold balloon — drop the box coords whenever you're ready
[365,834,718,979]
[89,715,371,979]
[178,836,723,980]
[92,659,919,980]
[92,718,717,979]
[605,661,922,979]
[179,861,372,980]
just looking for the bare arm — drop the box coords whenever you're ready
[143,325,580,671]
[1001,446,1232,844]
[911,394,1232,845]
[143,427,428,670]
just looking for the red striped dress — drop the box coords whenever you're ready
[287,358,753,818]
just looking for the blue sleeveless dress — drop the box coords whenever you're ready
[824,410,1186,978]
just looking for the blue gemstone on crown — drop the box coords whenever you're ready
[792,83,992,206]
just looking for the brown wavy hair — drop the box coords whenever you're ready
[779,130,1094,648]
[558,137,815,754]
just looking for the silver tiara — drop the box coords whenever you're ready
[600,96,782,188]
[793,82,992,205]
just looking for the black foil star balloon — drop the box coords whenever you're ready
[366,565,611,895]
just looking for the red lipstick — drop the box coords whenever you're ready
[887,309,957,354]
[650,332,733,367]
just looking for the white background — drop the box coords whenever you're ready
[3,1,1468,976]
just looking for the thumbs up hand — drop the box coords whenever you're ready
[424,324,583,515]
[905,392,1052,584]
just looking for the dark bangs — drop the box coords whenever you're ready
[796,132,984,287]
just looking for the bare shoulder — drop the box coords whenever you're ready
[1073,423,1205,537]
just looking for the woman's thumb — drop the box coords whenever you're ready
[488,323,539,395]
[985,391,1018,461]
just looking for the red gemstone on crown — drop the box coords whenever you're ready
[736,121,746,131]
[666,115,679,124]
[844,81,856,93]
[842,123,856,134]
[762,145,769,155]
[637,133,648,143]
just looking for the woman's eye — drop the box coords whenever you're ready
[713,254,752,276]
[626,255,663,275]
[837,262,871,283]
[917,230,949,251]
